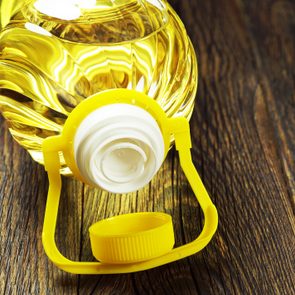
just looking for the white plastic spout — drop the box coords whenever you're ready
[74,104,165,193]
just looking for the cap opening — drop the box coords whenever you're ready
[100,143,147,184]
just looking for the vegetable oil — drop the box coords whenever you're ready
[0,0,197,174]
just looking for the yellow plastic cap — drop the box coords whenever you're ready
[89,212,175,264]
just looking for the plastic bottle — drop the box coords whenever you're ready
[0,0,218,274]
[0,0,197,174]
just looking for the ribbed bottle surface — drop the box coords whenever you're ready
[0,0,197,174]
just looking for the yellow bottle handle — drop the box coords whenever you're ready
[42,90,218,274]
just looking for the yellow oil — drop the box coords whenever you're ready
[0,0,197,174]
[0,0,23,29]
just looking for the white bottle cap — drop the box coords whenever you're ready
[74,104,165,193]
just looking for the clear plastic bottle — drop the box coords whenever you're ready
[0,0,197,174]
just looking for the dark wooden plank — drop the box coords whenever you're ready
[175,0,295,294]
[241,0,295,219]
[162,0,294,294]
[0,0,294,294]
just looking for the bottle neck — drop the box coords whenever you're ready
[74,103,165,193]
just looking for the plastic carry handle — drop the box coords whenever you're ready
[42,117,218,274]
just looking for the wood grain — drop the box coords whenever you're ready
[0,0,294,294]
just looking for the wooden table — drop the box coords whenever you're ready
[0,0,294,294]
